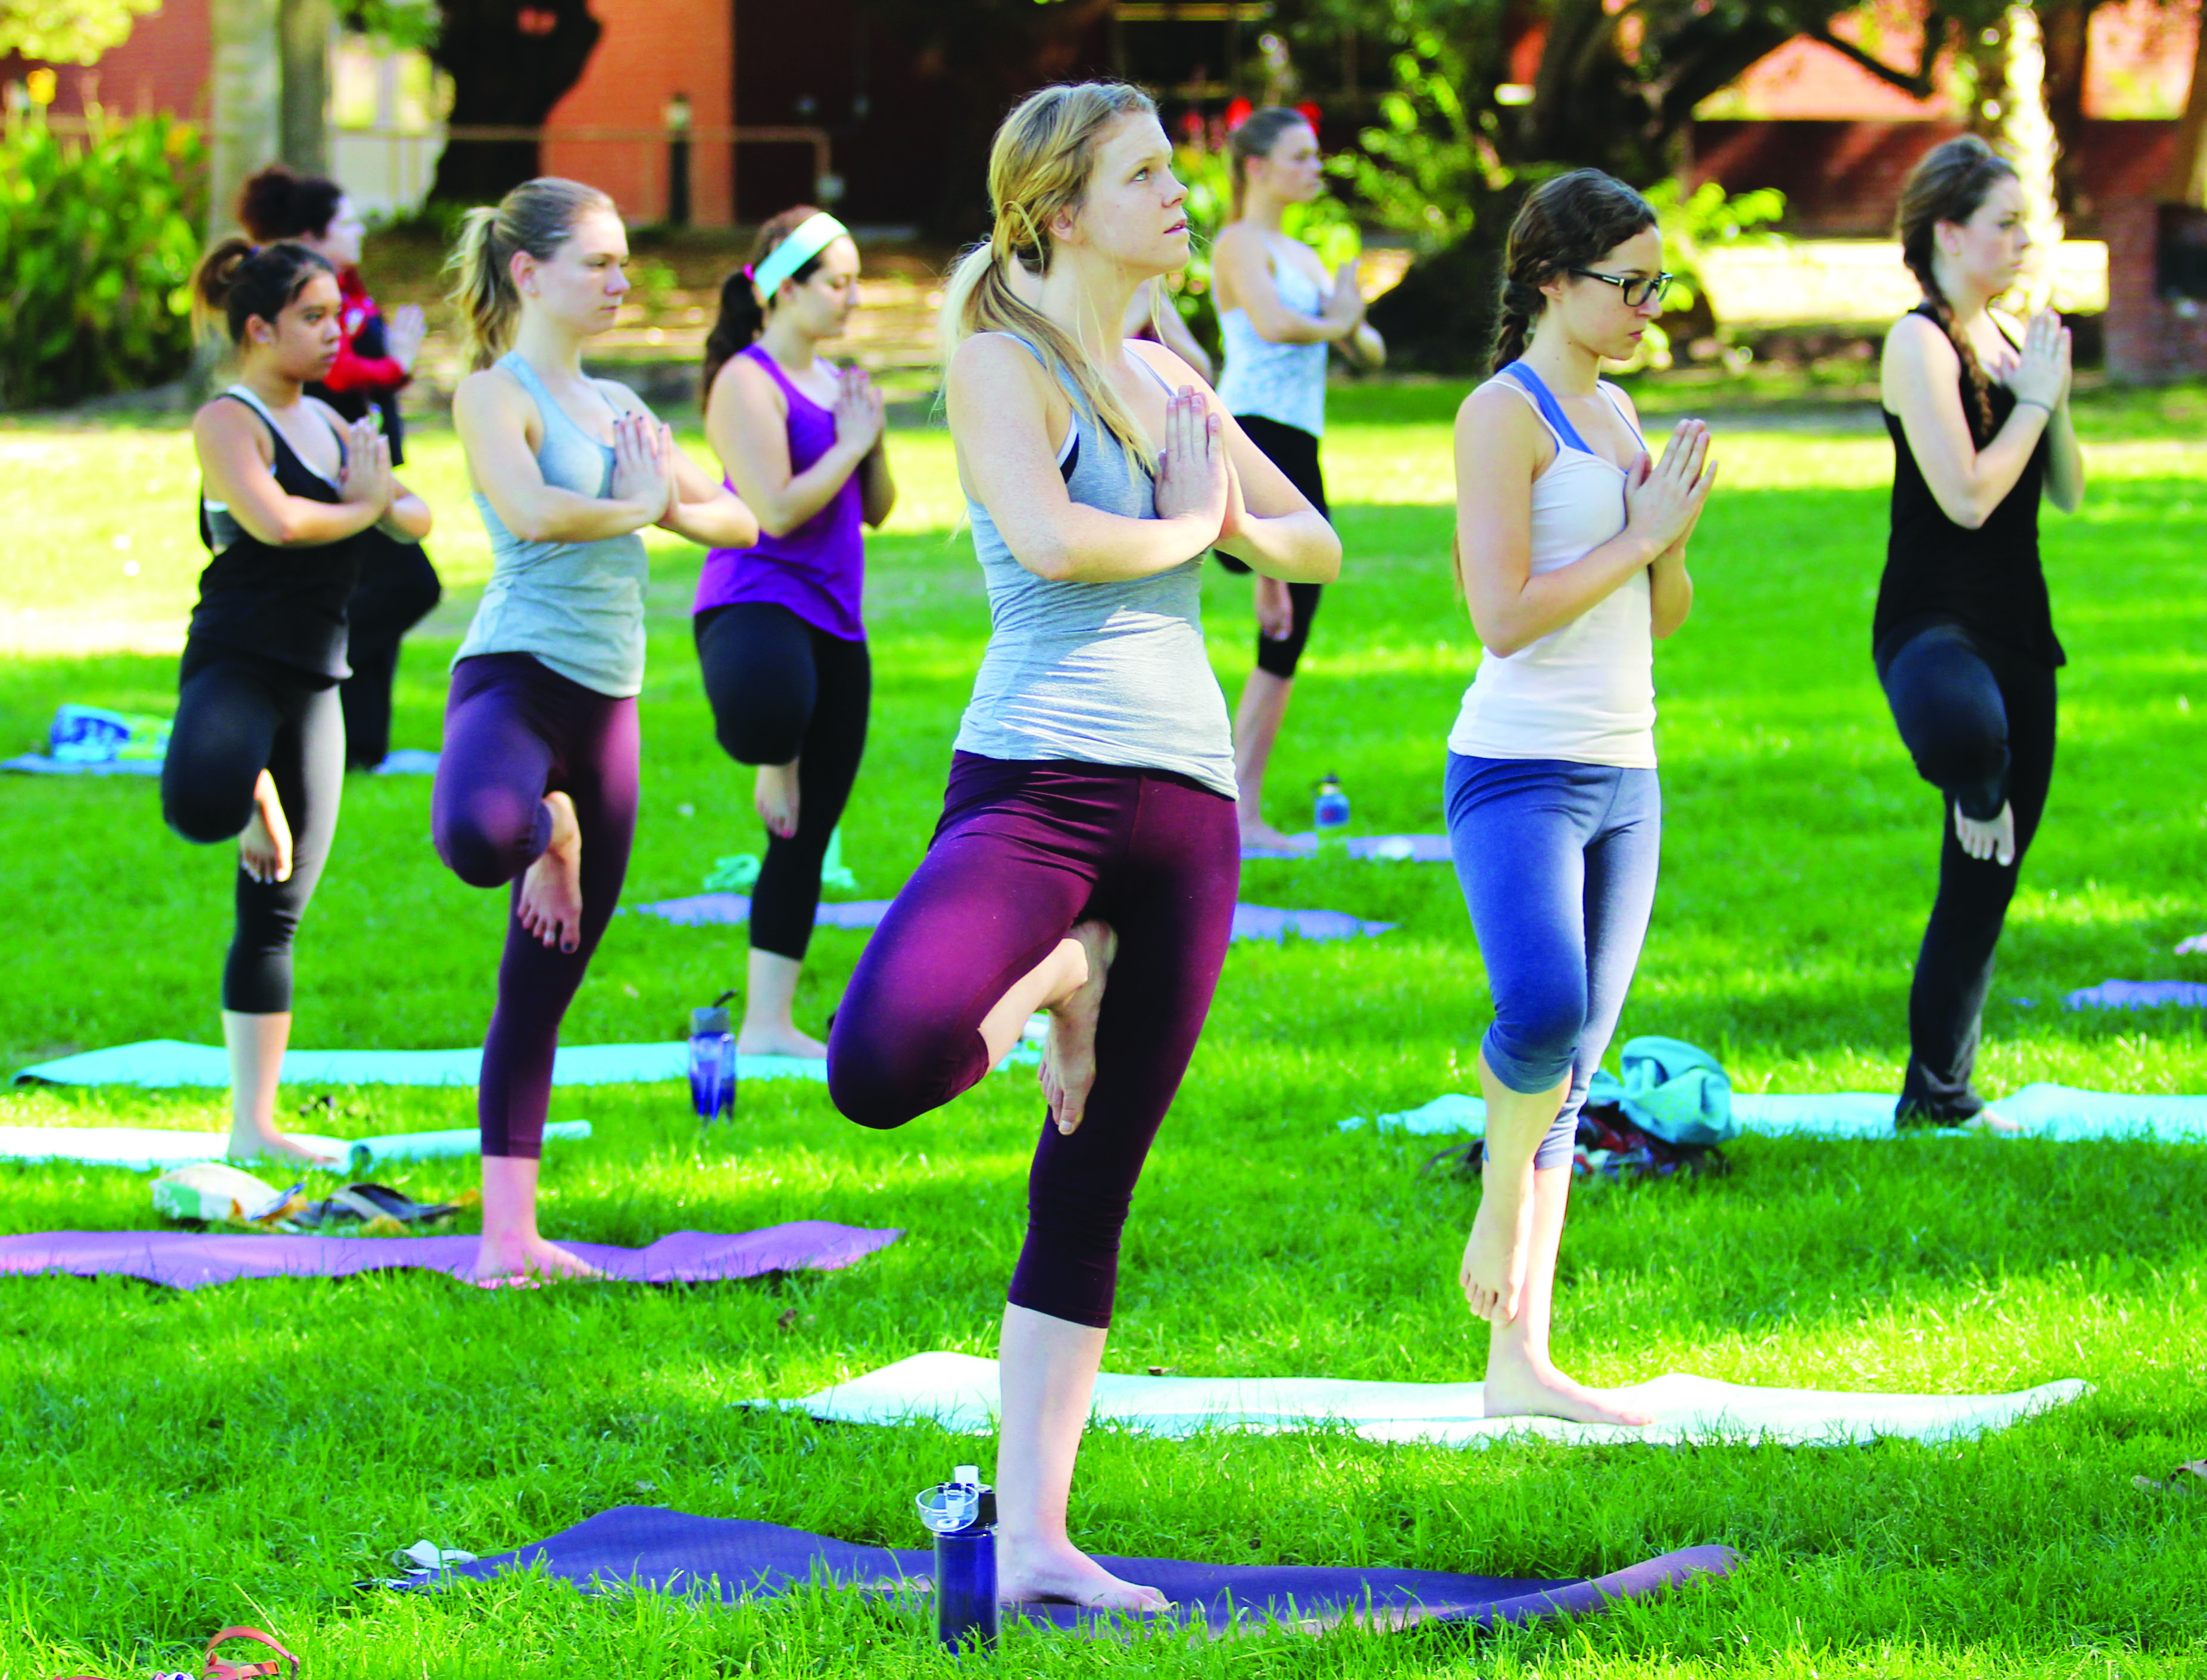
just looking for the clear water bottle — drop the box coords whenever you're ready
[916,1464,999,1656]
[687,989,738,1123]
[1314,772,1351,838]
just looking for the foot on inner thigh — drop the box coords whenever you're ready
[1039,920,1116,1135]
[238,770,294,885]
[755,759,801,839]
[998,1535,1170,1613]
[1482,1336,1653,1427]
[468,1231,607,1284]
[517,791,583,954]
[1953,799,2016,866]
[225,1126,342,1169]
[737,1021,828,1059]
[1459,1166,1536,1325]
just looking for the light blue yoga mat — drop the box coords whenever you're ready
[2064,979,2207,1011]
[0,1120,591,1173]
[11,1039,830,1089]
[1,754,160,777]
[632,895,1394,943]
[1342,1086,2207,1144]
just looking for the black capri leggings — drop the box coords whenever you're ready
[1215,414,1328,679]
[1878,620,2058,1121]
[695,601,870,961]
[161,641,345,1015]
[339,530,441,770]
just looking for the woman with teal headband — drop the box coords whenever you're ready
[697,206,897,1057]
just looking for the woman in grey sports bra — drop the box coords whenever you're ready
[825,83,1337,1613]
[432,177,757,1285]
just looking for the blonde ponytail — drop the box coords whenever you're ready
[939,82,1163,474]
[442,176,617,372]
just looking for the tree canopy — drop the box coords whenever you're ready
[0,0,161,66]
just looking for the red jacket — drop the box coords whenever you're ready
[320,268,409,397]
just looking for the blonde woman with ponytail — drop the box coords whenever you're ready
[1448,170,1711,1426]
[828,82,1336,1610]
[433,177,757,1283]
[1876,136,2082,1128]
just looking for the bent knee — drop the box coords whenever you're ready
[163,780,251,847]
[1484,1001,1584,1093]
[714,710,806,767]
[434,794,541,888]
[826,1028,974,1131]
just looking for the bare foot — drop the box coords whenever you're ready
[1459,1167,1535,1324]
[1039,920,1116,1135]
[999,1535,1169,1613]
[755,760,800,839]
[1964,1106,2024,1135]
[737,1022,828,1059]
[1954,799,2016,866]
[225,1126,342,1169]
[239,770,294,884]
[1484,1341,1653,1426]
[1238,818,1304,853]
[518,791,583,953]
[468,1231,607,1284]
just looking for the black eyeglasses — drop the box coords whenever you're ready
[1571,268,1674,309]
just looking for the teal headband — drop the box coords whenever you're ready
[750,212,849,301]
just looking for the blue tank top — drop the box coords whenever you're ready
[455,351,651,698]
[952,335,1235,798]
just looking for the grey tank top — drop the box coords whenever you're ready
[454,351,651,698]
[953,336,1235,798]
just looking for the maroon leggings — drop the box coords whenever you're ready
[828,753,1239,1329]
[431,652,640,1158]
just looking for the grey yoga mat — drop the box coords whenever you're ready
[0,1121,593,1173]
[422,1505,1738,1635]
[631,894,1395,943]
[11,1039,828,1089]
[1342,1086,2207,1143]
[760,1351,2089,1450]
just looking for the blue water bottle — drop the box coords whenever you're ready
[916,1464,998,1656]
[687,989,738,1122]
[1314,772,1351,839]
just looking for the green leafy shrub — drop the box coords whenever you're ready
[0,110,206,410]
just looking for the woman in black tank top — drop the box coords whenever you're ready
[168,238,431,1164]
[1875,137,2083,1126]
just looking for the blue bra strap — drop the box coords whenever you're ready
[1499,360,1593,457]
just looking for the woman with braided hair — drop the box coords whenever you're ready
[1877,135,2083,1127]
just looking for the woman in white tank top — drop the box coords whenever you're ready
[1446,171,1715,1426]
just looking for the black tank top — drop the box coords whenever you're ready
[1873,303,2062,668]
[192,389,365,681]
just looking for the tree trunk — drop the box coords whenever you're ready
[279,0,332,174]
[429,0,604,206]
[209,0,280,236]
[2039,0,2093,218]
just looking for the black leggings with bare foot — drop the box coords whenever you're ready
[431,652,640,1158]
[162,640,345,1013]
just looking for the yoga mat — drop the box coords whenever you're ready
[0,1223,899,1291]
[1343,1086,2207,1143]
[1,753,160,777]
[11,1039,830,1089]
[0,1122,593,1173]
[425,1506,1737,1635]
[2064,979,2207,1011]
[372,749,441,776]
[634,895,1395,944]
[1243,833,1453,864]
[763,1352,2089,1449]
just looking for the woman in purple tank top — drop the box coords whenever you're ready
[698,207,896,1057]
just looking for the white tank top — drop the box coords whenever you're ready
[1447,364,1655,769]
[1216,249,1328,438]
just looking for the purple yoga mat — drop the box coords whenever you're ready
[0,1223,900,1291]
[430,1506,1736,1635]
[634,895,1392,944]
[2064,979,2207,1011]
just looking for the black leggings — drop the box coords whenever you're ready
[1878,622,2058,1120]
[1215,414,1326,678]
[695,601,870,961]
[339,532,441,769]
[161,641,345,1015]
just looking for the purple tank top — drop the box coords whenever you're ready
[694,342,866,640]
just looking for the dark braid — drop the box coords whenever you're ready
[1488,170,1657,373]
[1896,135,2016,441]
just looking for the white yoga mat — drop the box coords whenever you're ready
[0,1121,592,1174]
[1343,1085,2207,1144]
[765,1351,2090,1448]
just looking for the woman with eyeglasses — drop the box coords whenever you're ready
[1446,169,1713,1423]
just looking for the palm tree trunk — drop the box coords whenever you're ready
[210,0,280,236]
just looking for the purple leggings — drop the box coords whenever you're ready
[828,754,1239,1329]
[431,653,640,1158]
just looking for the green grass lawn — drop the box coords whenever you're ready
[0,383,2203,1677]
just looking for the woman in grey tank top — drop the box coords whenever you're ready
[826,84,1337,1613]
[432,177,757,1285]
